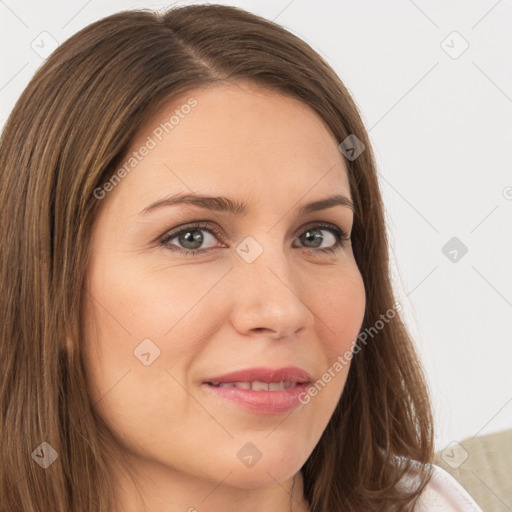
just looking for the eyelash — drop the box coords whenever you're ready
[157,221,351,257]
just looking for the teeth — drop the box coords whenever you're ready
[213,381,297,391]
[251,380,269,391]
[234,382,251,390]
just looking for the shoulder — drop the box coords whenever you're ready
[400,462,483,511]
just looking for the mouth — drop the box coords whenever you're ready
[206,380,305,391]
[201,366,313,414]
[202,366,313,386]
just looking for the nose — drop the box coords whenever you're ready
[228,237,314,340]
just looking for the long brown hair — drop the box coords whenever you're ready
[0,4,434,511]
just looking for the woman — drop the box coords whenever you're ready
[0,4,483,511]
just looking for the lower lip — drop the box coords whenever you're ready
[202,383,311,414]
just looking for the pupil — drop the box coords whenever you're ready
[304,229,322,248]
[181,230,203,249]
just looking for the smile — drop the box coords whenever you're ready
[208,380,300,390]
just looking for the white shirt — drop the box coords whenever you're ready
[407,463,483,511]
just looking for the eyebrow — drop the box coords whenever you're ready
[139,193,355,216]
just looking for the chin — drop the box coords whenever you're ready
[222,463,301,489]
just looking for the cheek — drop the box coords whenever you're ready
[294,264,365,413]
[80,257,224,409]
[315,265,366,361]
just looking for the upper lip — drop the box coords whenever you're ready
[203,366,312,385]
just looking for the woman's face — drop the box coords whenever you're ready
[82,80,366,498]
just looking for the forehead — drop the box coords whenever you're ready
[105,80,351,214]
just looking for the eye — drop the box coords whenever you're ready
[293,224,350,254]
[158,222,224,256]
[158,221,350,256]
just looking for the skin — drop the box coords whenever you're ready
[82,80,366,512]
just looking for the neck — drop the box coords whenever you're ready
[109,453,311,512]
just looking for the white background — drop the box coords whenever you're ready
[1,0,511,453]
